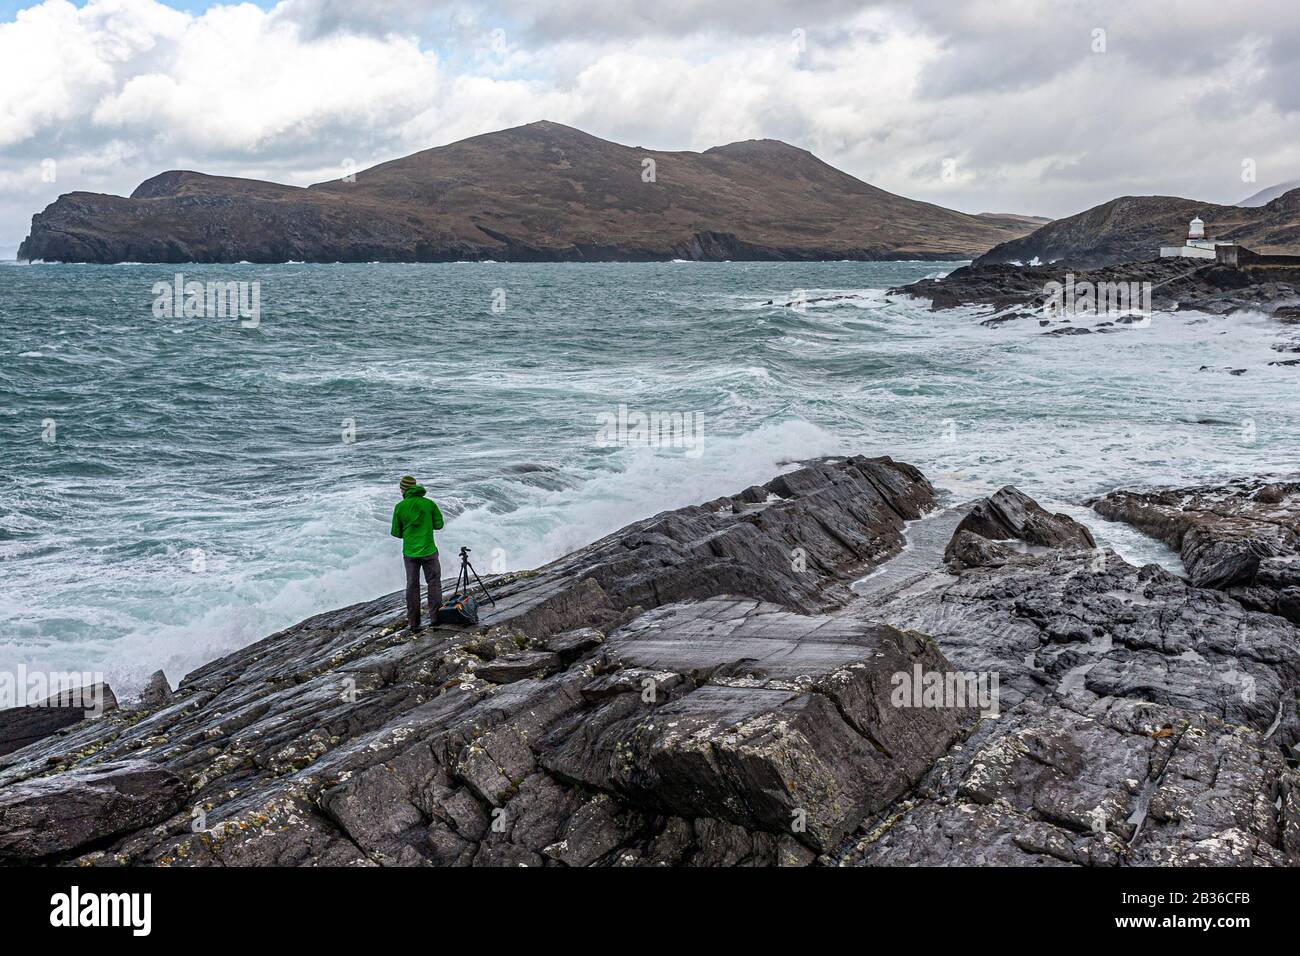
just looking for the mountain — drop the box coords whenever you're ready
[18,122,1039,264]
[1238,179,1300,207]
[974,188,1300,268]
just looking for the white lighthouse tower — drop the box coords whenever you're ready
[1160,215,1232,259]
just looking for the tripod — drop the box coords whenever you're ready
[451,546,497,607]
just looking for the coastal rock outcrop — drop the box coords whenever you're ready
[0,456,950,866]
[846,696,1297,866]
[541,599,971,853]
[1092,479,1300,622]
[848,485,1300,866]
[132,670,173,711]
[894,257,1300,321]
[970,190,1300,269]
[943,486,1095,568]
[0,683,117,758]
[0,760,186,862]
[1,464,1296,867]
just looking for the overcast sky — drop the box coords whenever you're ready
[2,0,1298,257]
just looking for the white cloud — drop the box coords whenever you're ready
[2,0,1300,257]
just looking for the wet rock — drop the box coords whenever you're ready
[541,454,936,615]
[869,546,1300,734]
[475,651,561,684]
[846,481,1300,867]
[0,760,186,862]
[0,456,941,867]
[136,671,173,711]
[1091,479,1300,620]
[945,529,1018,571]
[3,466,1295,868]
[945,485,1096,564]
[896,256,1300,321]
[542,597,973,853]
[537,627,605,659]
[0,683,118,758]
[848,697,1296,867]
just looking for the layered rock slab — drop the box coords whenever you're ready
[945,486,1096,564]
[0,760,186,862]
[1091,479,1300,622]
[0,456,946,866]
[541,598,972,852]
[0,683,118,758]
[849,696,1298,866]
[6,467,1295,868]
[542,454,936,614]
[848,484,1300,867]
[867,544,1300,737]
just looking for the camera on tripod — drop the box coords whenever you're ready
[435,545,497,626]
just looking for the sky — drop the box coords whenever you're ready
[2,0,1299,258]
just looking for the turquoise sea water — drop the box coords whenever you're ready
[2,260,1298,691]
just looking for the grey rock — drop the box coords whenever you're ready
[945,485,1096,563]
[0,682,118,758]
[475,651,561,684]
[848,697,1295,867]
[868,547,1300,735]
[3,464,1295,868]
[536,627,605,659]
[945,529,1019,570]
[136,671,173,710]
[896,256,1300,321]
[0,456,939,867]
[0,760,186,862]
[1091,479,1300,619]
[540,454,937,616]
[542,597,973,853]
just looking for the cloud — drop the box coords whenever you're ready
[2,0,1300,257]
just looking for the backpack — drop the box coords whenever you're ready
[436,594,479,627]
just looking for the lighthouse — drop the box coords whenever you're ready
[1160,215,1232,259]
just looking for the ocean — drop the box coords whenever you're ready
[3,260,1298,694]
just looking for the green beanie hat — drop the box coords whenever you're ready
[399,475,416,492]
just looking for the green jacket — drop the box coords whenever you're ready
[390,486,444,557]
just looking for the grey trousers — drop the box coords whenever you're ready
[404,554,442,627]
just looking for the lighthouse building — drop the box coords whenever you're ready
[1160,216,1235,259]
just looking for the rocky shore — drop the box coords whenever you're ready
[890,257,1300,373]
[893,258,1300,319]
[1,456,1297,867]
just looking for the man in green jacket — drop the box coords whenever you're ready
[391,475,445,631]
